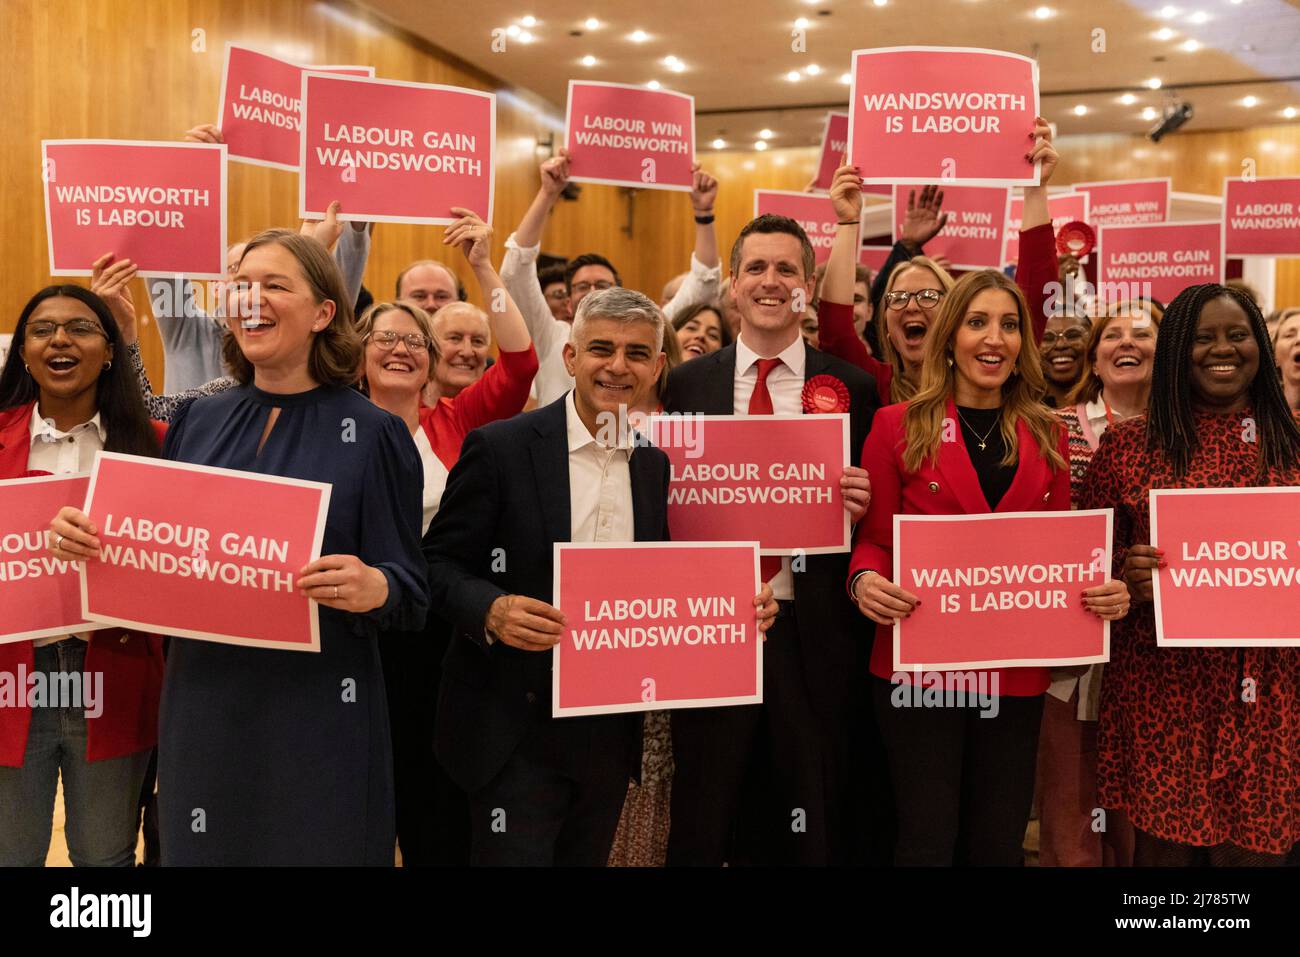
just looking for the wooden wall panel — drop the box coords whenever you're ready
[3,0,1298,391]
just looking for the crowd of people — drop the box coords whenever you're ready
[2,112,1299,869]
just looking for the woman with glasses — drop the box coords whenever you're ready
[0,286,164,866]
[1040,314,1092,408]
[362,210,537,868]
[818,117,1063,407]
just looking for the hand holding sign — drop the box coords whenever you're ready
[487,593,566,651]
[1081,578,1130,620]
[1027,116,1058,185]
[90,253,140,344]
[754,581,778,637]
[1121,543,1164,603]
[443,207,493,269]
[295,553,389,613]
[829,162,865,224]
[299,199,343,253]
[853,570,920,626]
[840,465,872,523]
[184,124,224,145]
[900,185,949,248]
[49,506,101,563]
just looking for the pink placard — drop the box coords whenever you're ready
[552,542,762,716]
[1096,221,1223,305]
[80,453,331,652]
[0,476,111,645]
[1002,191,1089,265]
[1151,488,1300,646]
[42,140,227,280]
[812,111,850,191]
[860,244,893,273]
[893,510,1112,671]
[564,81,695,191]
[849,46,1040,187]
[300,73,496,225]
[1223,177,1300,257]
[217,43,375,171]
[650,414,850,555]
[754,190,857,266]
[1071,179,1170,227]
[892,184,1009,270]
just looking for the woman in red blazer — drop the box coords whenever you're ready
[0,284,164,866]
[847,269,1129,866]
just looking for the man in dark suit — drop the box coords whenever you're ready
[663,213,880,866]
[425,286,776,866]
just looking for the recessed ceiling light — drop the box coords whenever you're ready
[874,0,888,6]
[629,29,648,42]
[1034,6,1054,19]
[521,15,536,27]
[1073,104,1088,116]
[1189,11,1209,23]
[585,18,599,30]
[755,141,768,151]
[1283,106,1297,119]
[1182,39,1199,51]
[1159,5,1177,18]
[1141,107,1158,120]
[1120,93,1137,105]
[805,63,821,75]
[1146,77,1163,89]
[1154,27,1174,40]
[787,70,801,82]
[712,138,726,149]
[669,61,685,73]
[839,72,852,84]
[795,17,809,28]
[663,55,679,65]
[759,129,774,139]
[518,30,534,43]
[1242,95,1258,107]
[581,55,596,67]
[506,24,520,37]
[646,79,660,90]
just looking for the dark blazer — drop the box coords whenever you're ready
[661,342,879,718]
[424,395,671,793]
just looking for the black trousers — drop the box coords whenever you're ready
[667,608,853,866]
[871,675,1043,866]
[467,713,632,867]
[381,620,471,866]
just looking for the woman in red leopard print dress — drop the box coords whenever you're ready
[1078,284,1300,865]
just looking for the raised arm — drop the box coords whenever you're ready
[815,163,877,373]
[501,151,571,361]
[1016,116,1061,344]
[663,163,722,321]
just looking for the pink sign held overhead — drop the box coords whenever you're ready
[892,184,1009,270]
[893,510,1113,671]
[0,476,111,646]
[552,542,762,716]
[849,46,1040,187]
[1223,177,1300,257]
[564,81,695,191]
[80,453,331,652]
[1097,221,1223,305]
[42,140,227,279]
[1071,178,1170,226]
[754,189,856,266]
[218,43,375,171]
[1002,191,1089,266]
[300,73,496,225]
[812,112,850,191]
[1151,488,1300,646]
[650,414,850,555]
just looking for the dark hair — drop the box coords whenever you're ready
[670,301,733,349]
[0,286,160,457]
[538,264,567,291]
[729,214,815,281]
[564,253,621,295]
[1147,283,1300,478]
[223,230,362,387]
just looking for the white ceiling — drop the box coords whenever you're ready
[355,0,1300,147]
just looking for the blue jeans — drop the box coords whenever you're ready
[0,639,151,866]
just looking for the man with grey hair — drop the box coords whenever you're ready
[425,285,777,865]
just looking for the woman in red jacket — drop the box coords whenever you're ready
[847,269,1129,865]
[0,285,163,867]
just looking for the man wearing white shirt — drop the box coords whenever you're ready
[662,214,879,866]
[500,148,722,405]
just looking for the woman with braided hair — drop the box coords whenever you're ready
[1078,283,1300,866]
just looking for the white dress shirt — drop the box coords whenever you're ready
[565,391,634,543]
[733,334,807,601]
[27,406,104,647]
[412,427,449,536]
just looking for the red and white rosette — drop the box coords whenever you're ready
[802,374,850,414]
[1056,221,1097,259]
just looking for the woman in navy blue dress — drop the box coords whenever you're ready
[53,229,429,864]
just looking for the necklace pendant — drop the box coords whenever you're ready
[978,441,987,451]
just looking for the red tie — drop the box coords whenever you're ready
[748,358,784,582]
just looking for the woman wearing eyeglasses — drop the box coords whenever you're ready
[817,117,1062,408]
[1040,313,1092,408]
[363,209,537,868]
[0,286,164,866]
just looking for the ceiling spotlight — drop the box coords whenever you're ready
[1154,27,1174,40]
[663,55,679,65]
[1242,95,1258,107]
[518,30,534,43]
[1159,5,1177,17]
[506,24,520,37]
[669,61,685,73]
[755,141,768,151]
[1141,107,1158,121]
[874,0,888,6]
[712,138,726,149]
[581,55,596,67]
[839,72,852,84]
[1284,106,1298,119]
[787,70,801,81]
[805,63,821,75]
[759,129,774,139]
[1073,104,1088,116]
[1182,39,1199,51]
[1146,77,1163,89]
[1034,6,1054,19]
[795,17,809,28]
[646,79,660,90]
[1120,93,1137,105]
[585,18,599,30]
[629,29,648,42]
[521,15,536,27]
[1189,11,1209,23]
